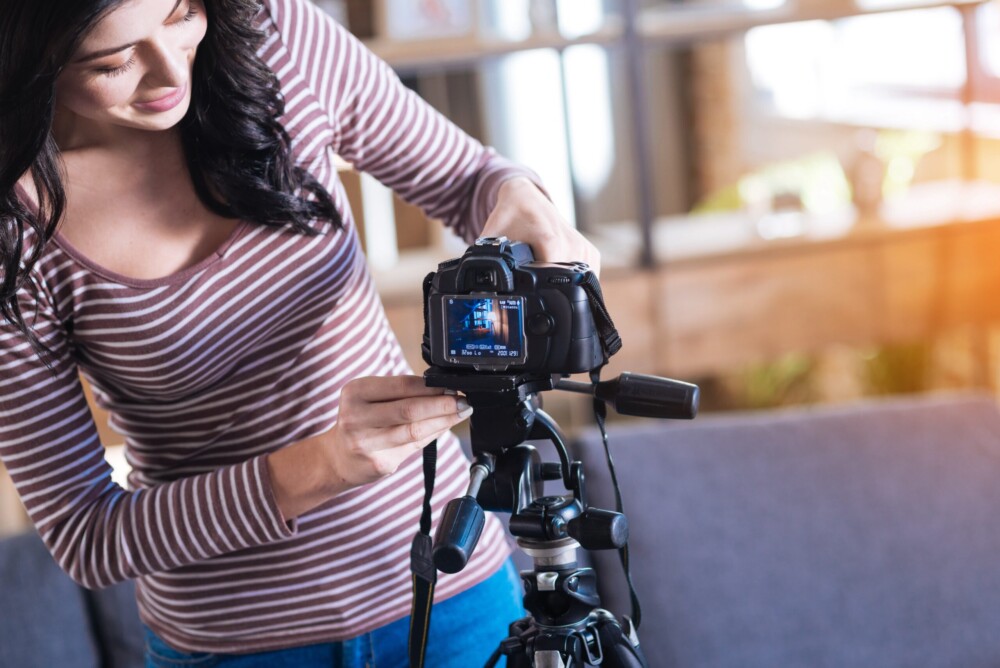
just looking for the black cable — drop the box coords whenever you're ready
[591,368,642,629]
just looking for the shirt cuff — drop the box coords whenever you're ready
[245,455,299,541]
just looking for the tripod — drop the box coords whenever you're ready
[424,368,699,667]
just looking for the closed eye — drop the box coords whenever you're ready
[176,1,199,24]
[93,0,199,77]
[97,55,137,77]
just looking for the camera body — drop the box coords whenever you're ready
[422,237,604,375]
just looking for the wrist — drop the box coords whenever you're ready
[492,177,547,225]
[497,176,539,202]
[266,433,347,520]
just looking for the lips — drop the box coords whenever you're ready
[133,82,188,113]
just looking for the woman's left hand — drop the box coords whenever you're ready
[480,177,601,277]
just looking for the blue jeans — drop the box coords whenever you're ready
[143,559,524,668]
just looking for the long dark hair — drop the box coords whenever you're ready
[0,0,341,360]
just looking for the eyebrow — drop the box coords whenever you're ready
[73,0,184,64]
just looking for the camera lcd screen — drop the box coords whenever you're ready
[444,296,526,363]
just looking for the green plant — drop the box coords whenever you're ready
[859,341,933,396]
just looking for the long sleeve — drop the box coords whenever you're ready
[261,0,543,242]
[0,277,296,589]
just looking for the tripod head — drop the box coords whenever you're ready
[423,366,699,573]
[424,367,699,452]
[420,368,698,667]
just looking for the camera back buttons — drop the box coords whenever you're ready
[528,313,555,336]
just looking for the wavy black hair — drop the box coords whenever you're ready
[0,0,341,360]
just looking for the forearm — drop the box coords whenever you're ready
[265,434,347,520]
[3,308,298,589]
[29,456,296,589]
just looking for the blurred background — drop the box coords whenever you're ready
[331,0,1000,421]
[6,0,1000,531]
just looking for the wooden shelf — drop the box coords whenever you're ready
[364,20,624,72]
[586,180,1000,266]
[639,0,984,43]
[359,0,985,72]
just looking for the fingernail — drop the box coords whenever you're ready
[458,406,474,420]
[443,389,458,396]
[456,398,470,412]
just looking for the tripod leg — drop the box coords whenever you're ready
[594,614,648,668]
[485,647,503,668]
[485,617,535,668]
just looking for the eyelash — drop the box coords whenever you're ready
[96,3,199,78]
[99,56,136,78]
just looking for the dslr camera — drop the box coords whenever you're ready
[422,237,605,375]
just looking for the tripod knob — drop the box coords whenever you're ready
[567,509,629,551]
[540,463,563,481]
[433,496,485,574]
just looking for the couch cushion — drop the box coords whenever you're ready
[0,532,100,668]
[575,392,1000,668]
[86,579,144,668]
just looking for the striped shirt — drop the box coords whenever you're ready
[0,0,538,653]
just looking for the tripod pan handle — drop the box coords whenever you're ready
[433,496,485,574]
[568,509,629,551]
[597,373,699,420]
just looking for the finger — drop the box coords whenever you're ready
[374,426,456,477]
[355,393,470,428]
[346,375,448,403]
[378,411,473,450]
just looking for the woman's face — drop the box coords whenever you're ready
[55,0,208,143]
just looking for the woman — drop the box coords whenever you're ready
[0,0,599,665]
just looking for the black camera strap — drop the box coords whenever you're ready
[408,438,438,668]
[409,272,439,668]
[590,367,642,629]
[581,271,622,363]
[580,276,641,626]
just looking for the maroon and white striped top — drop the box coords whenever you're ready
[0,0,537,653]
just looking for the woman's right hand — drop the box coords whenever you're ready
[320,375,473,489]
[267,375,473,520]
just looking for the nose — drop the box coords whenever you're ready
[141,36,189,89]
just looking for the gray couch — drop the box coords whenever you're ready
[0,531,144,668]
[577,392,1000,667]
[4,392,1000,667]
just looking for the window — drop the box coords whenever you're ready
[745,7,968,129]
[981,2,1000,78]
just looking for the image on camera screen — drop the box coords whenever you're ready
[445,296,525,362]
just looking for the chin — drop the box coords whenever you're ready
[124,103,191,132]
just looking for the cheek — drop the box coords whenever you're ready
[56,76,138,115]
[186,12,209,51]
